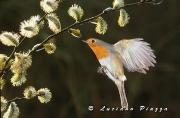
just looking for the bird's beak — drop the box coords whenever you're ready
[82,40,87,43]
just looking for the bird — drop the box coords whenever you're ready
[83,38,156,109]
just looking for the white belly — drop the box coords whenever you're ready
[99,56,126,81]
[99,57,115,73]
[99,57,117,81]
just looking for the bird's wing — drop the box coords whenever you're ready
[113,38,156,74]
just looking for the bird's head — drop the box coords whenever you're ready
[83,38,110,60]
[83,38,98,47]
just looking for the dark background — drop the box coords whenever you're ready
[0,0,180,118]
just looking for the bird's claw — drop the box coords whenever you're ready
[97,66,107,75]
[97,66,119,80]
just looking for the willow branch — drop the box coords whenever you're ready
[0,37,26,78]
[7,97,26,103]
[29,0,163,54]
[0,13,49,78]
[0,0,163,77]
[7,92,45,103]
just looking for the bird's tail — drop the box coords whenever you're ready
[115,77,128,109]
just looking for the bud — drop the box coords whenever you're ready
[11,52,32,74]
[46,13,61,33]
[20,16,40,38]
[113,0,125,9]
[0,77,5,90]
[44,43,56,54]
[3,102,19,118]
[68,4,84,22]
[30,15,45,28]
[0,32,20,47]
[37,88,52,103]
[118,9,130,27]
[0,54,8,71]
[11,73,27,86]
[91,17,108,35]
[1,96,8,112]
[69,28,81,38]
[40,0,60,13]
[23,86,37,99]
[30,15,41,23]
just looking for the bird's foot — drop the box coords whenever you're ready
[97,66,107,75]
[97,66,118,79]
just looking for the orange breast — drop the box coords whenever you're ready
[89,44,109,60]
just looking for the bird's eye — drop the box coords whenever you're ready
[91,39,95,43]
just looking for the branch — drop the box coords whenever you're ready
[0,37,26,78]
[7,92,45,103]
[7,97,26,103]
[0,13,49,78]
[0,0,163,78]
[29,0,163,54]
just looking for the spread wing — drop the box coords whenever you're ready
[113,38,156,74]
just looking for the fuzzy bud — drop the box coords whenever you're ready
[91,17,108,35]
[0,32,20,47]
[40,0,60,13]
[20,15,40,38]
[46,13,61,33]
[37,88,52,103]
[69,28,81,38]
[118,9,130,27]
[11,52,32,74]
[3,102,19,118]
[113,0,125,9]
[23,86,37,99]
[0,77,5,90]
[11,73,27,86]
[68,4,84,22]
[44,43,56,54]
[0,54,8,71]
[1,96,8,112]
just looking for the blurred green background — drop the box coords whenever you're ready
[0,0,180,118]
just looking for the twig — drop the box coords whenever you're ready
[0,13,49,78]
[0,37,26,78]
[39,13,48,23]
[28,0,163,54]
[0,0,163,78]
[144,0,164,5]
[7,92,45,103]
[7,97,26,103]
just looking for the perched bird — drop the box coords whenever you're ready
[84,38,156,109]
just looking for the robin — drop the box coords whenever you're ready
[83,38,156,109]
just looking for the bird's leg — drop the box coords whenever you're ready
[97,66,118,82]
[97,66,114,76]
[97,67,128,109]
[102,67,118,80]
[97,66,128,108]
[97,66,107,74]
